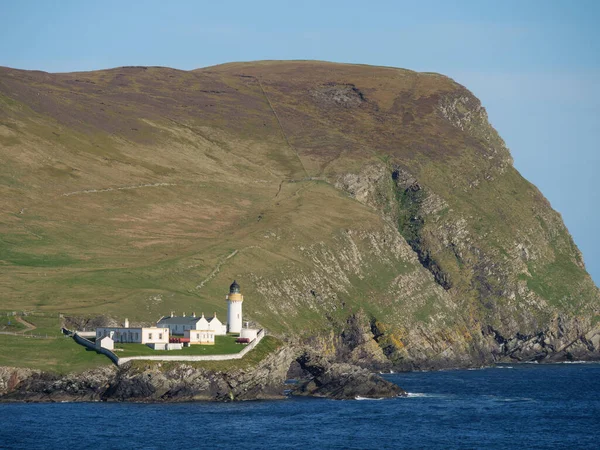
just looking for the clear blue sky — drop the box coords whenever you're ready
[1,0,599,284]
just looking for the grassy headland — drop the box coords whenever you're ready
[0,61,597,371]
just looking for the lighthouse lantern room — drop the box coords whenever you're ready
[226,280,243,333]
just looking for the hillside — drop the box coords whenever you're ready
[1,60,599,369]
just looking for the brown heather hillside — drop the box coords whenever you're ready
[1,60,599,369]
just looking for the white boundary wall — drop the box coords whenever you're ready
[72,329,266,366]
[73,332,119,365]
[116,329,265,366]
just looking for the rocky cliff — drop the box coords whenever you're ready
[0,338,403,402]
[0,60,599,379]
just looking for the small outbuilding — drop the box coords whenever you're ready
[185,329,215,345]
[240,328,259,341]
[96,336,114,350]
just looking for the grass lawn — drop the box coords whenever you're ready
[132,335,283,372]
[21,314,63,337]
[0,312,63,336]
[114,334,244,357]
[0,315,26,332]
[0,334,112,374]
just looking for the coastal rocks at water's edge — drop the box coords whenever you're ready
[0,366,115,402]
[2,310,599,403]
[0,345,402,402]
[293,352,405,399]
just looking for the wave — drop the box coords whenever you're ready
[406,393,427,398]
[355,396,385,401]
[405,393,453,399]
[485,396,534,403]
[556,360,595,364]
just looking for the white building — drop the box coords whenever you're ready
[226,280,244,333]
[185,329,216,345]
[240,328,258,341]
[154,280,246,336]
[96,324,169,345]
[96,336,114,350]
[157,312,226,336]
[147,342,184,351]
[94,280,249,352]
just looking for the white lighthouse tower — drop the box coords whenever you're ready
[226,280,243,334]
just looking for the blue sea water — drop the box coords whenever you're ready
[1,363,599,449]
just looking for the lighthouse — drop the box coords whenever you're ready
[226,280,243,333]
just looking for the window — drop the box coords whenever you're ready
[237,314,240,319]
[196,333,200,340]
[149,333,153,340]
[159,333,163,340]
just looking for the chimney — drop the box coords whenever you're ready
[170,311,174,318]
[213,312,217,318]
[201,312,205,318]
[192,312,196,318]
[124,318,129,328]
[183,312,186,317]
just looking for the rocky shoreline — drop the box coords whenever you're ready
[0,345,405,403]
[3,307,600,403]
[3,336,599,404]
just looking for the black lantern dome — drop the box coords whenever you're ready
[229,280,240,294]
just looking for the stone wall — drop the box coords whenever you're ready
[72,330,266,366]
[73,332,119,365]
[117,329,265,365]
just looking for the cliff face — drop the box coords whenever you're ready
[0,60,599,373]
[0,339,403,401]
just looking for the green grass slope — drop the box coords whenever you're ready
[0,61,598,369]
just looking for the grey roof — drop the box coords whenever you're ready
[157,315,220,325]
[157,316,200,325]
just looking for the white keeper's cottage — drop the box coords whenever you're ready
[94,281,250,350]
[96,318,170,345]
[156,280,244,336]
[157,312,226,336]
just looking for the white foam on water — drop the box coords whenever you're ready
[496,397,534,402]
[484,394,534,403]
[355,396,385,401]
[407,392,427,398]
[559,360,591,364]
[406,392,452,398]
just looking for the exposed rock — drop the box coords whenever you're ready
[0,367,40,396]
[0,341,408,402]
[100,345,297,402]
[311,83,367,108]
[294,351,404,399]
[63,315,119,331]
[1,61,599,397]
[0,366,115,402]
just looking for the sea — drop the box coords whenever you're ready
[1,363,599,449]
